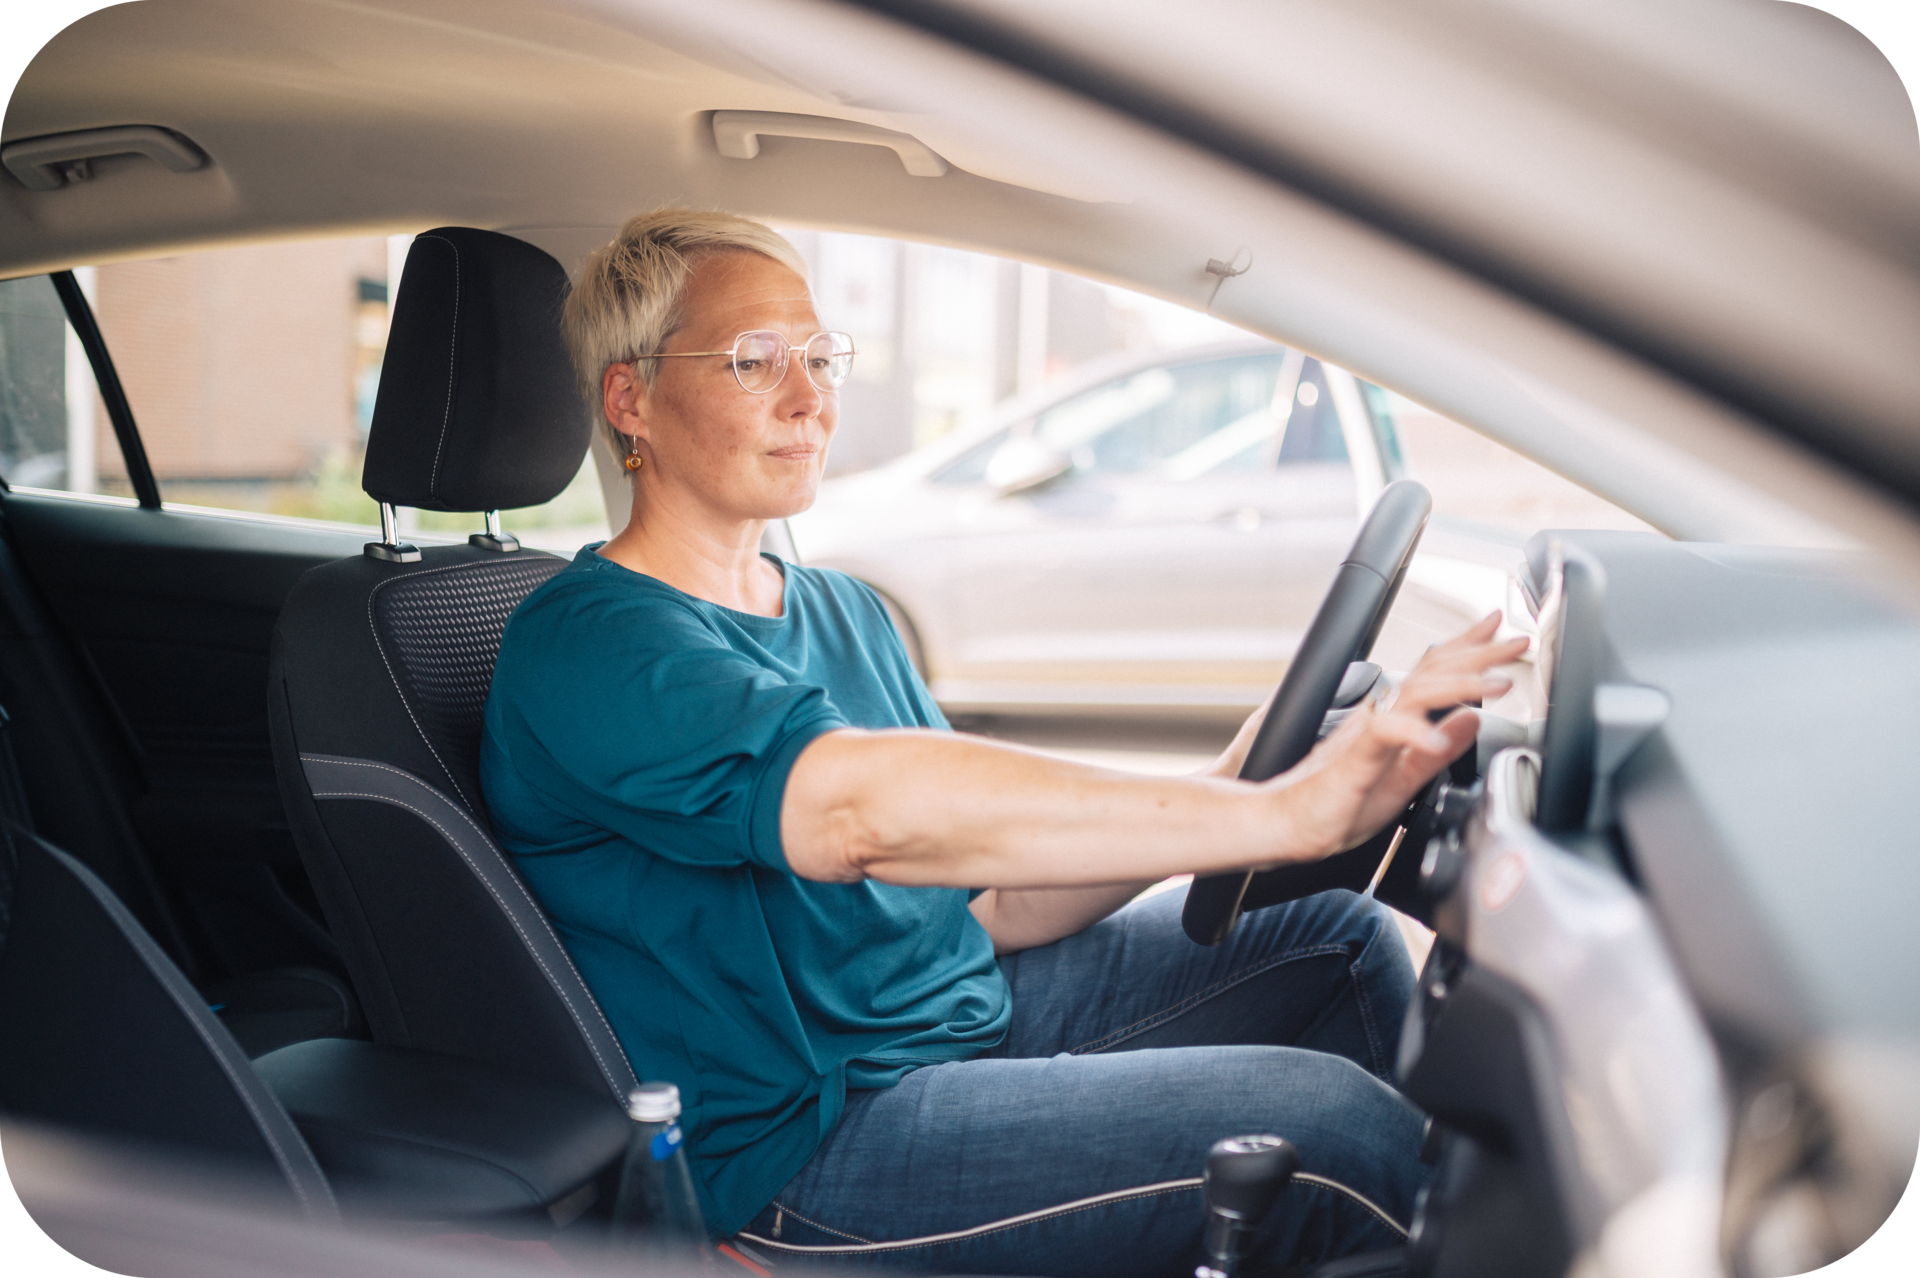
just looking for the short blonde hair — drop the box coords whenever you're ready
[564,207,810,462]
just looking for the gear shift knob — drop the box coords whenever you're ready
[1196,1135,1300,1278]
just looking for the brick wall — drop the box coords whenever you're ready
[92,237,386,482]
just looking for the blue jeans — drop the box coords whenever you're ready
[738,886,1428,1277]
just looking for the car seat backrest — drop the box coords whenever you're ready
[368,553,568,815]
[269,227,636,1106]
[0,820,338,1222]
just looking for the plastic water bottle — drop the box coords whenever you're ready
[611,1082,713,1265]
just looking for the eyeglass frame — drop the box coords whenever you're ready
[639,329,857,395]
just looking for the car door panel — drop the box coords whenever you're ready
[3,489,374,977]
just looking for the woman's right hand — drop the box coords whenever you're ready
[1256,611,1529,862]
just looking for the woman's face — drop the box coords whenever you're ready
[623,250,837,524]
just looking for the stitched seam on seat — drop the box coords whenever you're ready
[308,762,636,1099]
[737,1177,1203,1254]
[1070,944,1350,1054]
[765,1202,873,1244]
[1293,1172,1409,1237]
[417,233,459,500]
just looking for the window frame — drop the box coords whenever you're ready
[43,269,160,508]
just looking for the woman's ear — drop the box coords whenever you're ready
[602,362,651,446]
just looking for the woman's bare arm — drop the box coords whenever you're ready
[780,615,1528,944]
[961,700,1271,954]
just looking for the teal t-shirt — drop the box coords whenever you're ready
[480,547,1010,1235]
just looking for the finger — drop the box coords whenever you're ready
[1408,648,1526,692]
[1348,709,1477,816]
[1281,703,1376,780]
[1403,706,1479,769]
[1390,671,1513,715]
[1347,708,1456,765]
[1413,633,1530,678]
[1360,699,1478,770]
[1416,611,1503,663]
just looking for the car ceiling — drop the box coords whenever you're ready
[5,0,1919,578]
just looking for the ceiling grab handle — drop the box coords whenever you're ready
[711,111,948,178]
[3,126,207,191]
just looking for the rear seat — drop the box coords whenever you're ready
[0,498,361,1056]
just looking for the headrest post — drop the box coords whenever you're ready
[469,509,520,554]
[364,502,422,563]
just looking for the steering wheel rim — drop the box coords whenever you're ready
[1181,480,1433,945]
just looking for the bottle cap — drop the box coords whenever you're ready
[628,1082,681,1123]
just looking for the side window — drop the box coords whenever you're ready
[0,273,125,497]
[1357,380,1405,479]
[1274,360,1350,466]
[77,238,610,551]
[1036,354,1284,478]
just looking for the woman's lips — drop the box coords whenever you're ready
[765,445,817,461]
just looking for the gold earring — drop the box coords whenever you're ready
[625,444,643,472]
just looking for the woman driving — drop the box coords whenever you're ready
[480,208,1528,1276]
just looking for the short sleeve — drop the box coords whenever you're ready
[490,585,847,871]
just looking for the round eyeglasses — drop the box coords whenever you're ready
[647,330,856,395]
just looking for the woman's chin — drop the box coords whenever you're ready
[763,475,823,519]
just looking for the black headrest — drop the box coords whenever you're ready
[362,227,590,512]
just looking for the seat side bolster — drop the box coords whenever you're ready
[298,754,639,1103]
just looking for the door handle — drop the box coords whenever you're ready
[3,126,206,191]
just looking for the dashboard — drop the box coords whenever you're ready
[1520,532,1920,1054]
[1398,529,1920,1277]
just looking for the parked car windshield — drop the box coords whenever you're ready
[929,353,1359,486]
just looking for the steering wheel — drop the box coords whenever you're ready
[1182,480,1434,945]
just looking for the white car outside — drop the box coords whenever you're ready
[791,338,1513,718]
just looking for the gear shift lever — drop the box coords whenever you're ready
[1196,1135,1300,1278]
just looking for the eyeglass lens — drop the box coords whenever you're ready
[732,331,856,394]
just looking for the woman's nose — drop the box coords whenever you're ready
[775,354,826,416]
